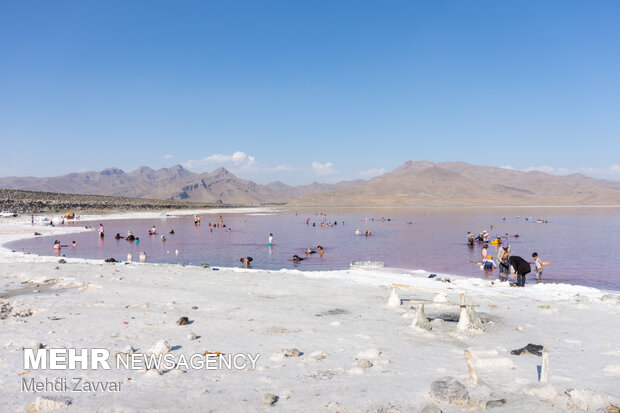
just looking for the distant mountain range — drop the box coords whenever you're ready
[290,161,620,206]
[0,165,362,204]
[1,161,619,206]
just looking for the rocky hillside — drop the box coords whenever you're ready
[0,189,228,214]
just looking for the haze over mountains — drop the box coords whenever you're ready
[1,161,619,206]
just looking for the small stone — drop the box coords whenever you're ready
[430,377,469,404]
[187,333,197,340]
[356,359,373,368]
[176,316,190,326]
[484,399,507,408]
[262,393,277,404]
[192,306,198,310]
[420,404,442,413]
[58,259,66,264]
[282,348,301,357]
[32,342,43,350]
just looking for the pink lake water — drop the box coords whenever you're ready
[6,207,620,290]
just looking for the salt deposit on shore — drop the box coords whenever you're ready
[1,211,619,412]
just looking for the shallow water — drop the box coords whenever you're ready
[6,207,620,290]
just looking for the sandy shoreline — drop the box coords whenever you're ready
[1,210,620,412]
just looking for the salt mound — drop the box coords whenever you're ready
[565,388,620,410]
[148,340,171,355]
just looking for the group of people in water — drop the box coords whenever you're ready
[112,226,173,244]
[239,232,325,268]
[468,217,546,287]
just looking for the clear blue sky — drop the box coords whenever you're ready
[1,1,619,184]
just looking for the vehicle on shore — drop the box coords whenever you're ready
[0,211,17,217]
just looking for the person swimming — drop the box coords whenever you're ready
[72,241,77,247]
[135,237,140,244]
[292,255,304,263]
[240,257,253,268]
[126,232,135,241]
[355,229,362,236]
[317,245,324,256]
[305,248,317,255]
[160,235,166,242]
[169,229,175,234]
[115,233,123,240]
[53,240,61,250]
[364,230,372,236]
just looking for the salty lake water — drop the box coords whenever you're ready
[7,207,620,290]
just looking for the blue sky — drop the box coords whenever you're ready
[1,1,619,184]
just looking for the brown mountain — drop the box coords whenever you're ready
[2,161,619,206]
[289,161,620,206]
[0,165,363,205]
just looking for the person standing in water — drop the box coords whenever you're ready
[98,224,104,238]
[532,252,544,282]
[497,245,511,281]
[268,233,273,246]
[509,255,531,287]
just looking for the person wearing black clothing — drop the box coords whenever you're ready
[509,256,531,287]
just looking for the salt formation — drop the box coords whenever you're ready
[387,287,401,307]
[456,294,483,332]
[148,340,171,355]
[411,304,432,331]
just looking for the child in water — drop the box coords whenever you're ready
[482,255,496,270]
[532,252,544,282]
[268,233,273,246]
